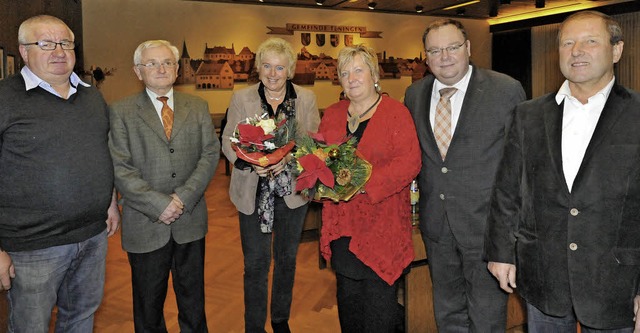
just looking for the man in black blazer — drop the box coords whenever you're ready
[486,11,640,332]
[404,19,525,332]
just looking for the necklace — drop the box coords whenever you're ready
[347,93,381,133]
[265,89,284,101]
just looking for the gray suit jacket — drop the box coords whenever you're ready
[485,84,640,328]
[221,83,320,215]
[109,91,220,253]
[404,66,525,248]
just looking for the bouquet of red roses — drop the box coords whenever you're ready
[293,130,372,202]
[229,114,296,167]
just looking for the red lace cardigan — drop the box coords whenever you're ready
[319,95,422,285]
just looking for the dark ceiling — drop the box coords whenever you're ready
[187,0,635,20]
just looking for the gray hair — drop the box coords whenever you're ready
[133,40,180,65]
[18,15,74,45]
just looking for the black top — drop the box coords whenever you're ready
[331,119,378,280]
[0,75,113,251]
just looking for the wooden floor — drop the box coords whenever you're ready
[93,161,341,333]
[88,160,526,333]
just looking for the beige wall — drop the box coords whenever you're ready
[82,0,491,113]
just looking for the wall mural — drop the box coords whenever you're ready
[176,23,429,90]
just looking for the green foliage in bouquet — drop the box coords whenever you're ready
[294,134,372,202]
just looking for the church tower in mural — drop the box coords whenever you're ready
[177,41,196,84]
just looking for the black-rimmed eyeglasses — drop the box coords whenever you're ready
[426,40,467,57]
[22,40,75,51]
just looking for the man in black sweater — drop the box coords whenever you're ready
[0,15,119,332]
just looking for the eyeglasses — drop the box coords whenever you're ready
[136,61,178,69]
[426,40,467,57]
[22,40,75,51]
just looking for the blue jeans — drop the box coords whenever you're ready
[527,302,634,333]
[239,197,308,333]
[7,229,108,333]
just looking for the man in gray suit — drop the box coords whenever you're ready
[109,40,219,332]
[404,19,525,332]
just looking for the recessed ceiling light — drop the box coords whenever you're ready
[368,2,377,9]
[316,0,325,5]
[416,5,424,13]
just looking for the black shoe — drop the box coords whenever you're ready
[271,321,291,333]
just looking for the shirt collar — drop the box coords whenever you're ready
[20,66,90,92]
[434,65,473,95]
[555,77,615,105]
[145,87,174,102]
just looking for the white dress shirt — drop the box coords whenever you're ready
[21,66,90,98]
[556,77,615,191]
[429,65,473,136]
[145,88,175,124]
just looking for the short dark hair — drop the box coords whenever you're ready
[422,19,468,49]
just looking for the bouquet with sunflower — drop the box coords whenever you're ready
[229,113,296,167]
[293,131,372,202]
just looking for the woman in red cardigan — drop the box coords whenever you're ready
[319,44,421,332]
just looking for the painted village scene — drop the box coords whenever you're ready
[175,37,430,89]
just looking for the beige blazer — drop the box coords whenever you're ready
[222,83,320,215]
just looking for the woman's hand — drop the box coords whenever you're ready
[254,154,292,178]
[253,165,271,178]
[269,155,291,176]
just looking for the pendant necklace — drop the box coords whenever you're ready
[347,93,381,133]
[265,89,283,101]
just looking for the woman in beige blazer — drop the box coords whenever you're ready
[221,37,320,333]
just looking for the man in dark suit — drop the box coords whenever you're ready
[109,40,219,332]
[404,19,525,332]
[486,11,640,332]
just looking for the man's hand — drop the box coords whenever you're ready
[633,295,640,332]
[170,193,184,208]
[488,261,517,293]
[105,190,121,237]
[0,251,15,291]
[158,194,184,225]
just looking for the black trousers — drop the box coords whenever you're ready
[424,218,508,333]
[335,272,403,333]
[128,237,208,333]
[239,197,308,333]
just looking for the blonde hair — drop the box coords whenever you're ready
[255,38,297,79]
[337,44,380,90]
